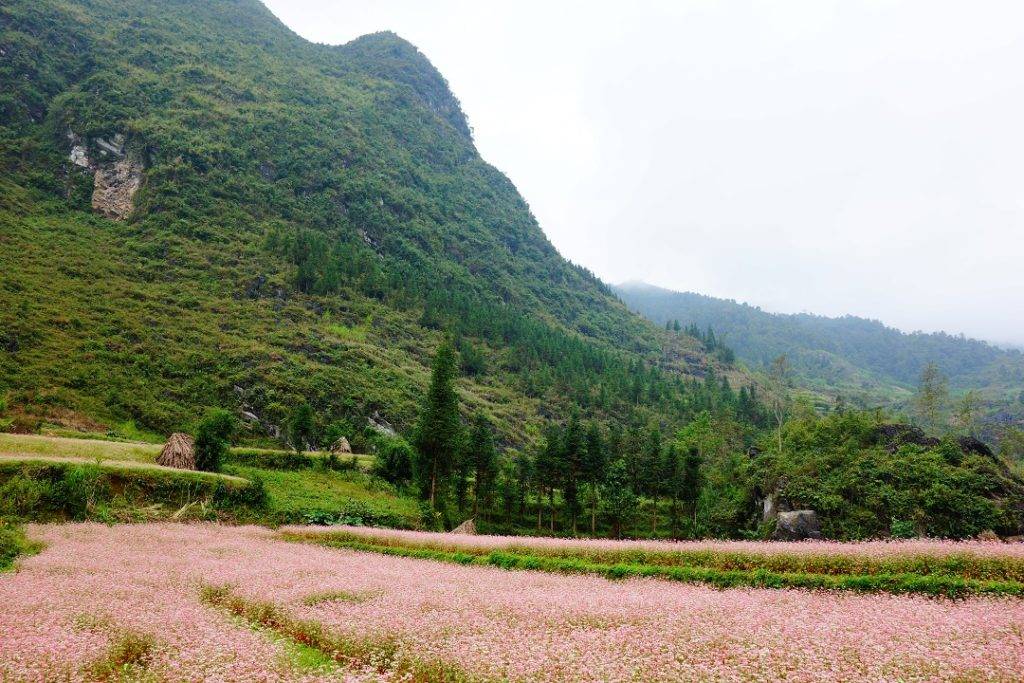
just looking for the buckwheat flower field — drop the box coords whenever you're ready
[3,524,1024,681]
[289,524,1024,562]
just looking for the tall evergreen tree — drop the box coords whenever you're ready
[601,458,636,538]
[413,339,463,508]
[468,413,498,517]
[582,422,607,534]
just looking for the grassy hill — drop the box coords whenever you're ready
[0,433,419,526]
[0,0,736,448]
[615,282,1024,430]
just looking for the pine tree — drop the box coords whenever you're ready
[287,402,316,452]
[468,413,498,517]
[582,422,607,534]
[562,415,585,533]
[413,339,463,508]
[601,458,636,538]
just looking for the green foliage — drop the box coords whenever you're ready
[890,518,916,539]
[0,461,265,523]
[372,438,415,487]
[413,340,463,506]
[751,410,1024,539]
[600,459,636,538]
[466,413,497,515]
[287,403,317,452]
[616,283,1024,428]
[0,0,727,458]
[0,522,40,571]
[195,408,236,472]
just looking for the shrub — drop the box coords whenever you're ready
[373,438,414,487]
[58,465,103,520]
[0,522,36,570]
[890,518,917,539]
[287,403,316,452]
[194,409,236,472]
[0,474,46,517]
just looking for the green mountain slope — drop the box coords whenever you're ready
[615,282,1024,427]
[0,0,735,445]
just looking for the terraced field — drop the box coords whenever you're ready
[2,523,1023,682]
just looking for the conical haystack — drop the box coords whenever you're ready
[451,518,476,535]
[157,432,196,470]
[331,436,352,454]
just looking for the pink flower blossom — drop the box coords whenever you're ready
[2,523,1023,681]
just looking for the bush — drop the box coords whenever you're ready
[195,409,236,472]
[890,518,916,539]
[0,522,35,570]
[57,465,103,520]
[0,474,46,517]
[372,438,414,487]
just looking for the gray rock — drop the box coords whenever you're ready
[773,510,823,541]
[367,412,397,438]
[92,156,142,220]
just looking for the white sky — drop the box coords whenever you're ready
[262,0,1024,346]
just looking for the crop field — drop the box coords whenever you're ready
[2,523,1024,682]
[283,526,1024,597]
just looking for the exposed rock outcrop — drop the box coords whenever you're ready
[367,411,397,438]
[66,131,142,221]
[92,156,142,220]
[773,510,822,541]
[873,424,941,452]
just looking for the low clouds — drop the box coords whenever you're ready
[263,0,1024,345]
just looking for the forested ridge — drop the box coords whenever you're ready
[0,0,739,444]
[616,282,1024,422]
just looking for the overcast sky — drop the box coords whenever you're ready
[262,0,1024,346]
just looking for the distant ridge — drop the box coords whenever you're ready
[614,282,1024,424]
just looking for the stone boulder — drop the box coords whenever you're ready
[773,510,822,541]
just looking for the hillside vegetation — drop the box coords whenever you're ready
[0,0,736,449]
[616,282,1024,426]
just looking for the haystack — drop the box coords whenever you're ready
[157,432,196,470]
[331,436,352,454]
[451,518,476,535]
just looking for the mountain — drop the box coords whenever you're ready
[615,282,1024,429]
[0,0,739,445]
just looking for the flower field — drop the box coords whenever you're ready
[3,524,1024,681]
[283,526,1024,594]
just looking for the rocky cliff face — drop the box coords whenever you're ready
[67,132,142,221]
[91,156,142,220]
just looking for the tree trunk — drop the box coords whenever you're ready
[590,489,597,535]
[429,462,437,508]
[549,488,555,533]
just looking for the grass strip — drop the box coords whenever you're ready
[283,533,1024,599]
[0,523,43,572]
[284,529,1024,582]
[199,584,470,681]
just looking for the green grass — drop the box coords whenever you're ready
[0,433,419,527]
[0,433,162,464]
[0,522,42,572]
[0,460,264,523]
[284,533,1024,598]
[227,465,420,527]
